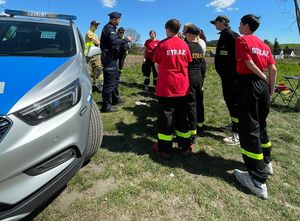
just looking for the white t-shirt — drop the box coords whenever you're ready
[198,38,206,56]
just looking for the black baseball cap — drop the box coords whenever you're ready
[91,20,100,26]
[108,12,122,19]
[210,15,230,24]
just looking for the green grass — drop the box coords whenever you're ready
[35,58,300,221]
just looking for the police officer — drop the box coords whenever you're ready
[85,20,102,92]
[100,12,132,112]
[210,15,240,145]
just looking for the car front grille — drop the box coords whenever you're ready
[0,117,12,143]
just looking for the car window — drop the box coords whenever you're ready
[0,21,76,57]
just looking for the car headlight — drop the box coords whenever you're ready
[15,79,81,125]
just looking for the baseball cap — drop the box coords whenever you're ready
[210,15,230,24]
[108,12,122,19]
[183,24,200,35]
[91,20,100,26]
[117,27,125,33]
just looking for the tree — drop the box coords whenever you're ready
[125,28,141,47]
[263,39,273,49]
[273,38,281,54]
[293,0,300,34]
[278,0,300,35]
[124,28,143,54]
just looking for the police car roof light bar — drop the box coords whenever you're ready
[4,9,77,21]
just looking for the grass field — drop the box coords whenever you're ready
[35,57,300,221]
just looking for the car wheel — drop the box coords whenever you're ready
[84,100,103,161]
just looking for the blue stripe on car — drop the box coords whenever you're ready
[0,57,69,115]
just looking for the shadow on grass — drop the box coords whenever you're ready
[271,103,298,113]
[101,96,245,186]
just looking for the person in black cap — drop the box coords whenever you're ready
[100,12,132,112]
[85,20,102,92]
[183,24,205,144]
[210,15,240,145]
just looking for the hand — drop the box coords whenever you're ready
[127,36,133,42]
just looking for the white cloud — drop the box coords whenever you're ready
[206,0,236,12]
[0,0,6,6]
[101,0,117,8]
[227,7,239,11]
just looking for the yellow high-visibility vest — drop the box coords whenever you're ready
[84,30,97,55]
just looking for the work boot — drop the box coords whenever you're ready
[223,132,240,145]
[197,126,205,137]
[112,97,124,106]
[100,106,118,113]
[265,162,273,176]
[152,143,171,159]
[234,169,268,199]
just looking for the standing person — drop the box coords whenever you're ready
[183,24,205,143]
[116,27,129,78]
[234,14,277,199]
[85,20,102,92]
[210,15,240,145]
[142,30,160,91]
[100,12,132,112]
[152,19,193,158]
[197,28,207,136]
[183,23,207,137]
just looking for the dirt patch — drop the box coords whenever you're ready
[54,177,118,213]
[125,55,143,67]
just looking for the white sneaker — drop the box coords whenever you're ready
[265,162,273,176]
[234,169,268,199]
[223,133,240,145]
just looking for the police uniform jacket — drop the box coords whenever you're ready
[214,28,239,76]
[100,22,129,58]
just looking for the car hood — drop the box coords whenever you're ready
[0,56,72,115]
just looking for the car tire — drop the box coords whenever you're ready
[84,100,103,161]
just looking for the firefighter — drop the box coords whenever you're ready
[85,20,102,92]
[152,19,193,158]
[234,14,277,199]
[142,30,160,91]
[183,23,207,137]
[100,12,132,112]
[183,24,205,143]
[210,15,240,145]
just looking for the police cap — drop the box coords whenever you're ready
[210,15,230,24]
[108,12,122,19]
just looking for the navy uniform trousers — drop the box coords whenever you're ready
[238,75,272,183]
[101,54,119,111]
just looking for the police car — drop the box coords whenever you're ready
[0,9,103,220]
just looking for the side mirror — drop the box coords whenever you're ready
[86,46,101,58]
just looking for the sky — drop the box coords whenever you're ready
[1,0,299,45]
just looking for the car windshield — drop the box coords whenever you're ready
[0,21,76,57]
